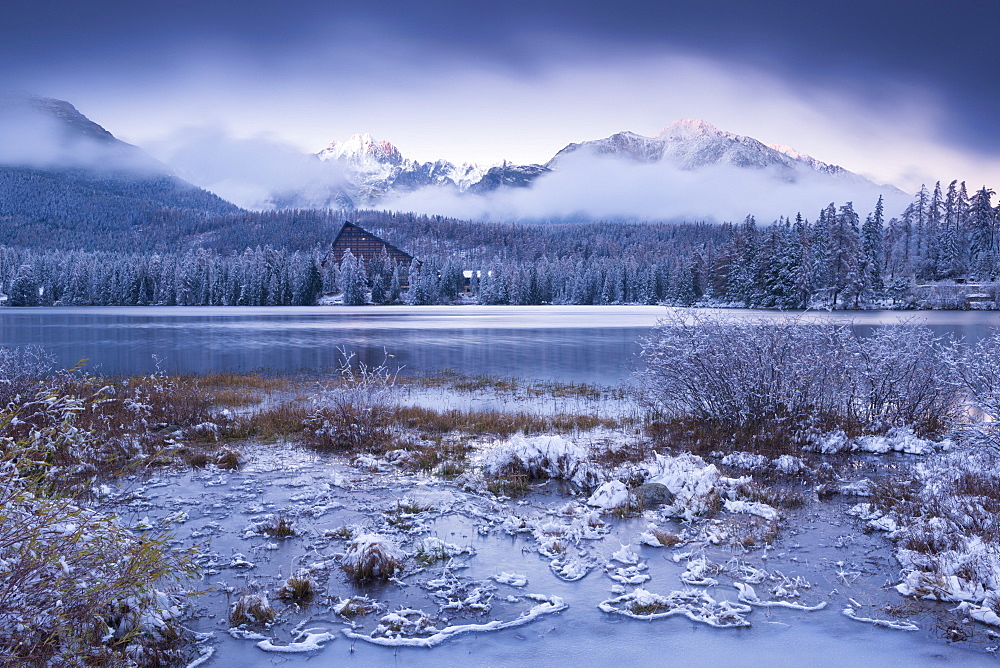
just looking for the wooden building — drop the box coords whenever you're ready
[326,222,415,269]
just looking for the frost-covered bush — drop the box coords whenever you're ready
[0,398,198,665]
[305,349,398,451]
[637,312,959,447]
[481,434,602,494]
[483,434,586,480]
[876,450,1000,605]
[0,345,53,405]
[952,332,1000,453]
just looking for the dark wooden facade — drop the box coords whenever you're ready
[327,222,415,269]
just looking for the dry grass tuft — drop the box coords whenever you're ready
[230,593,276,626]
[341,535,405,583]
[277,573,315,605]
[650,528,680,547]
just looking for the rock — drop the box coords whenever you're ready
[635,483,674,508]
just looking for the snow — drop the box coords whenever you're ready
[492,571,528,587]
[855,427,941,455]
[681,556,720,586]
[644,452,722,520]
[842,607,919,631]
[586,481,630,509]
[734,583,827,611]
[483,434,589,483]
[724,499,779,521]
[957,601,1000,627]
[808,428,942,455]
[719,452,769,471]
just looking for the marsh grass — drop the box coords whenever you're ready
[341,535,405,583]
[277,574,315,605]
[629,600,670,616]
[485,472,531,497]
[393,405,617,438]
[649,528,680,547]
[230,593,276,626]
[222,404,311,441]
[259,514,297,539]
[735,480,806,510]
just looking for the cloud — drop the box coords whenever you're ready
[145,127,349,209]
[0,101,161,173]
[384,151,910,224]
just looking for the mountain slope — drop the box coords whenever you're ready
[0,94,240,251]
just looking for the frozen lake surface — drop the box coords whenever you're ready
[128,443,991,667]
[2,305,999,383]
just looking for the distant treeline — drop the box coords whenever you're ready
[1,179,998,308]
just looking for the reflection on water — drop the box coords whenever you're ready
[1,305,999,383]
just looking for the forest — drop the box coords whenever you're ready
[0,180,997,308]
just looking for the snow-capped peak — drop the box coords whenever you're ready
[318,133,403,166]
[656,119,729,141]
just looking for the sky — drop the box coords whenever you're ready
[3,0,1000,200]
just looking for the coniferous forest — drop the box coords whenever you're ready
[1,179,998,308]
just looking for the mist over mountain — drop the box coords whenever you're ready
[178,119,906,221]
[0,94,239,251]
[0,93,909,243]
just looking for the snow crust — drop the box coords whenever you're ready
[586,481,630,509]
[257,629,336,653]
[598,588,752,628]
[644,452,722,520]
[343,594,567,647]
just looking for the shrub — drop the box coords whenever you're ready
[636,312,960,451]
[304,349,397,451]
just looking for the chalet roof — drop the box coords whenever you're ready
[331,222,414,263]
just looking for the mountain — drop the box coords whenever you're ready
[0,94,240,252]
[548,119,899,191]
[272,120,900,211]
[298,132,547,208]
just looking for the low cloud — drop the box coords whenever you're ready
[385,151,910,224]
[0,101,161,173]
[145,127,349,209]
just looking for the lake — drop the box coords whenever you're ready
[2,305,999,383]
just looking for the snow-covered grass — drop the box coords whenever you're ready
[340,534,406,583]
